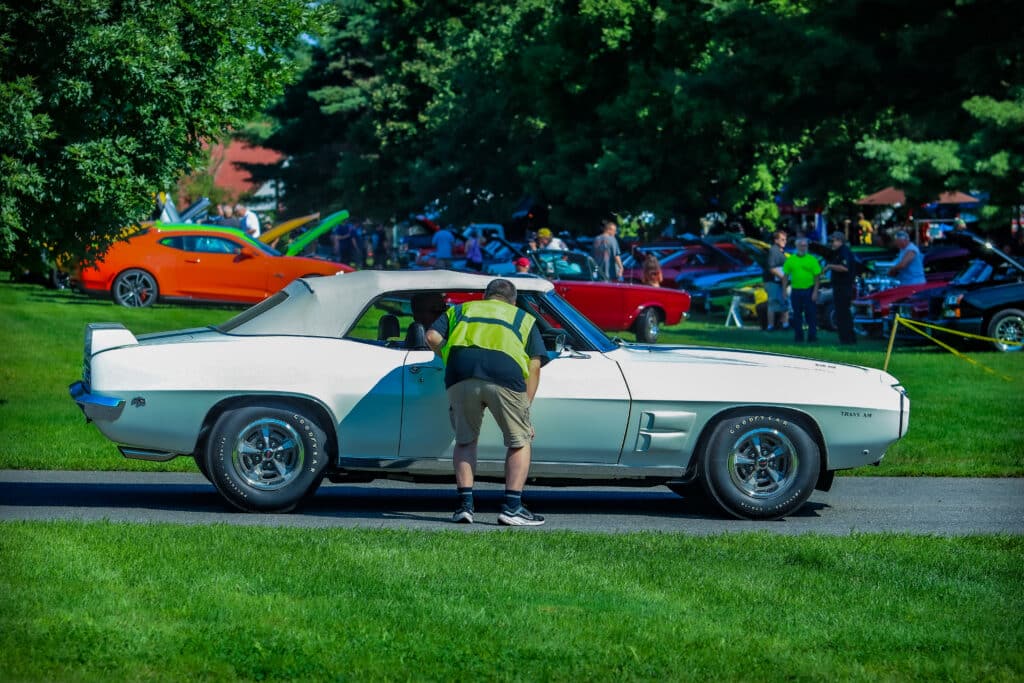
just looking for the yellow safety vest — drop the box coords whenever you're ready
[440,299,535,378]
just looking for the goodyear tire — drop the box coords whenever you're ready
[193,454,212,484]
[204,403,329,512]
[988,308,1024,352]
[112,268,159,307]
[699,412,820,520]
[635,308,660,343]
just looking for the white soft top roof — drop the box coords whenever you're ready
[223,270,553,337]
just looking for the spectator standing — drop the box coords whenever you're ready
[537,227,567,250]
[782,236,822,343]
[857,212,874,245]
[592,220,623,281]
[431,225,456,269]
[371,223,391,269]
[464,229,484,271]
[887,230,926,285]
[825,231,857,345]
[641,253,663,287]
[425,279,548,526]
[763,230,790,331]
[220,204,242,228]
[332,220,359,266]
[236,204,261,238]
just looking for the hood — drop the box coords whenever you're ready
[855,281,944,304]
[608,343,901,409]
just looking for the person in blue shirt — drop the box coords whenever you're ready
[888,230,926,285]
[431,225,456,269]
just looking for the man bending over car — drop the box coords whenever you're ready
[425,279,548,526]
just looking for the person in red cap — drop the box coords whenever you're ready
[514,257,531,273]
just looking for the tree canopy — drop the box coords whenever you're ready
[267,0,1022,233]
[0,0,326,260]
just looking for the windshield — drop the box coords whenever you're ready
[519,290,615,352]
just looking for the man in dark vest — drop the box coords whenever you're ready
[425,279,548,525]
[825,231,857,345]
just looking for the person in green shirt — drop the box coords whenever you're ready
[782,236,822,343]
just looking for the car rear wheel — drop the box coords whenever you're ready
[988,308,1024,352]
[204,403,329,512]
[112,269,159,307]
[634,308,660,343]
[699,412,820,520]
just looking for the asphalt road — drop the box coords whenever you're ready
[2,470,1022,535]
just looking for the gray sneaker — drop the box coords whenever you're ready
[497,506,545,526]
[452,506,474,524]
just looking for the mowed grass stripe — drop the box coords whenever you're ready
[0,522,1021,681]
[1,279,1022,474]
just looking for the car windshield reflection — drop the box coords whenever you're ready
[524,290,616,353]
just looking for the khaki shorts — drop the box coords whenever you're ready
[448,378,532,448]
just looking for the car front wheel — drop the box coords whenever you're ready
[112,268,159,307]
[988,308,1024,352]
[699,412,820,520]
[634,308,660,343]
[204,403,329,512]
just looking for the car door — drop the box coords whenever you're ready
[174,234,270,302]
[398,292,631,465]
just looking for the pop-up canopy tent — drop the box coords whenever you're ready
[856,186,979,206]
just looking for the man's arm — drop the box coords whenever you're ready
[888,251,914,276]
[426,329,444,353]
[526,357,542,403]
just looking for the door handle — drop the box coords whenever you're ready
[185,259,201,264]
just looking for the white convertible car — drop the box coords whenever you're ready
[70,270,909,520]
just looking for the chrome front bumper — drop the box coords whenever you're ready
[69,381,125,422]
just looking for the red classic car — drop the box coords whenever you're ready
[525,249,690,342]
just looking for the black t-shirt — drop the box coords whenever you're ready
[827,244,855,291]
[430,308,547,392]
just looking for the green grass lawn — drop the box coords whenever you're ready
[1,279,1022,474]
[1,522,1021,682]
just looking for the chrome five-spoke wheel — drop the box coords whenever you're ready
[726,427,798,498]
[205,403,329,512]
[232,418,305,490]
[700,412,820,520]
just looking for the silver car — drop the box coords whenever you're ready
[70,270,909,520]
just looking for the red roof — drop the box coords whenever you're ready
[208,140,284,200]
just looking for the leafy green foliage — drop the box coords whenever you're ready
[267,0,1022,232]
[0,0,326,262]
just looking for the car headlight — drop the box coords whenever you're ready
[943,293,963,318]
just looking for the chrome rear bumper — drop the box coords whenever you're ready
[69,381,125,422]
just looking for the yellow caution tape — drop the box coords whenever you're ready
[884,315,1017,381]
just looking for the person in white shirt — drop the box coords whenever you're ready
[236,204,261,238]
[536,227,567,250]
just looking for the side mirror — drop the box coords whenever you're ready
[542,330,566,354]
[237,246,256,260]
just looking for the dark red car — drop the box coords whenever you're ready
[527,249,691,343]
[622,242,755,286]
